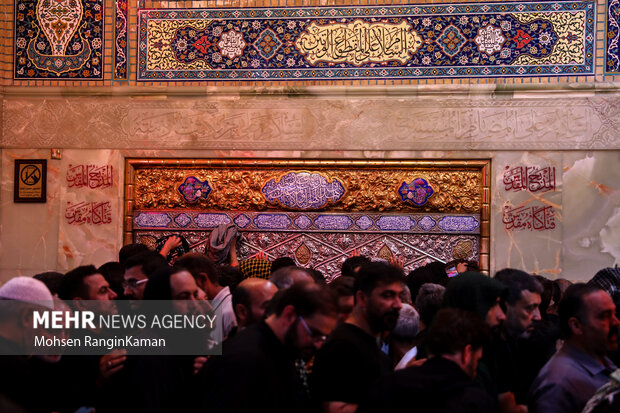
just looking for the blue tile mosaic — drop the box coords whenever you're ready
[194,213,232,228]
[135,212,172,228]
[314,215,354,231]
[254,214,293,230]
[133,211,479,234]
[174,213,192,227]
[607,0,620,73]
[418,216,437,231]
[356,216,374,230]
[178,177,212,203]
[294,215,313,229]
[376,216,416,231]
[262,172,346,210]
[437,216,480,232]
[399,178,434,206]
[138,1,594,81]
[233,214,251,228]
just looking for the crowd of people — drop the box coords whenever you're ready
[0,233,620,413]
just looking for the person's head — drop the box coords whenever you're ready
[548,278,572,315]
[534,275,554,319]
[98,262,125,299]
[426,308,490,378]
[271,257,296,274]
[118,243,151,265]
[122,251,168,300]
[0,277,54,348]
[175,253,220,299]
[218,265,245,293]
[328,276,356,324]
[341,255,371,278]
[355,262,405,335]
[269,266,314,290]
[33,271,63,296]
[58,265,117,301]
[391,303,420,345]
[267,283,338,357]
[442,271,507,328]
[559,283,620,360]
[494,268,543,336]
[415,283,446,330]
[232,278,278,329]
[406,262,449,303]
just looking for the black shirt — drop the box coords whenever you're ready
[198,321,310,413]
[310,323,392,406]
[359,356,498,413]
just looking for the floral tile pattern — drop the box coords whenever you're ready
[15,0,104,79]
[607,0,620,73]
[138,1,594,81]
[115,0,129,79]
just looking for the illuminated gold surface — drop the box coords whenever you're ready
[131,161,483,213]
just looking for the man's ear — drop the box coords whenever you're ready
[281,304,297,328]
[355,290,368,308]
[462,343,473,366]
[235,303,247,322]
[197,272,210,290]
[568,316,583,335]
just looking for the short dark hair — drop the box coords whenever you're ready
[119,243,151,265]
[175,253,219,284]
[58,265,99,300]
[328,276,356,298]
[218,265,245,292]
[341,255,371,278]
[559,283,605,339]
[270,283,336,318]
[271,257,296,274]
[33,271,64,295]
[123,251,168,278]
[356,262,404,296]
[494,268,543,306]
[426,308,490,356]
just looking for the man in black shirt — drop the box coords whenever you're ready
[311,261,404,413]
[198,282,338,413]
[359,308,496,413]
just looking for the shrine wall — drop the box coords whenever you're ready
[1,0,620,283]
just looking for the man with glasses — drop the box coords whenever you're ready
[122,251,168,301]
[198,282,338,413]
[311,261,404,413]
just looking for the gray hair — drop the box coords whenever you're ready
[391,304,420,340]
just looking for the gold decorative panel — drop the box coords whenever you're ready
[125,159,491,276]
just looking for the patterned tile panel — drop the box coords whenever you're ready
[115,0,129,79]
[135,230,480,281]
[607,0,620,73]
[15,0,104,79]
[137,2,594,81]
[133,210,480,234]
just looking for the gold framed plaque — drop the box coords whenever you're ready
[14,159,47,203]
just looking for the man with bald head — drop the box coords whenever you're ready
[232,278,278,333]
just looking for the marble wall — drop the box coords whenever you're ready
[1,86,619,283]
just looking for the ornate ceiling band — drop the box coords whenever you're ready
[138,1,594,81]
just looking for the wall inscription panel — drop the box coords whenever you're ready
[138,2,594,81]
[126,159,490,279]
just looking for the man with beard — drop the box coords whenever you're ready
[491,269,547,412]
[310,261,404,413]
[198,282,338,413]
[231,277,278,335]
[359,308,495,413]
[529,283,620,413]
